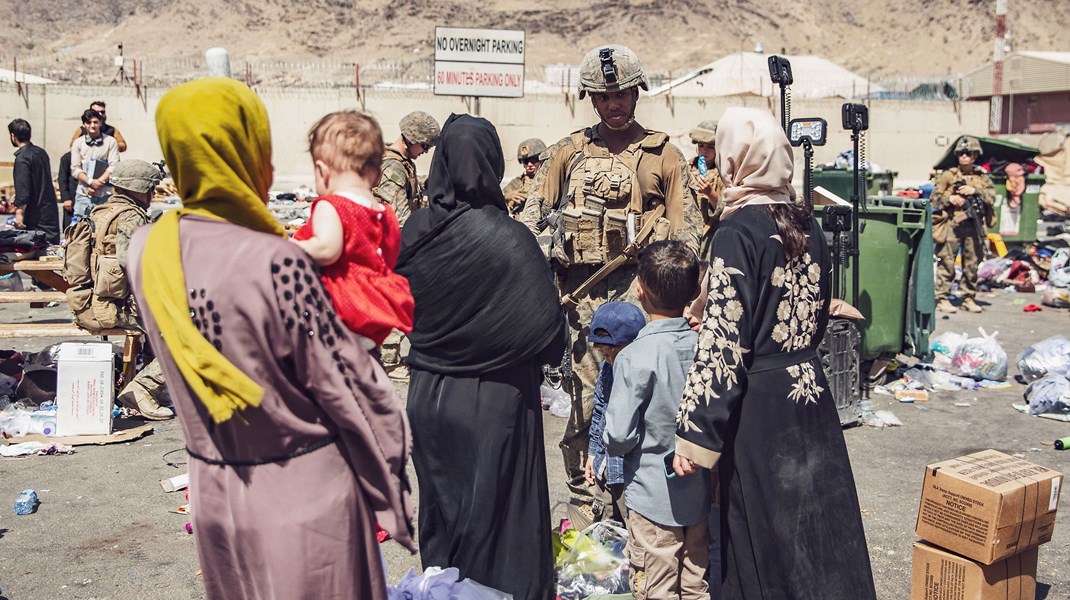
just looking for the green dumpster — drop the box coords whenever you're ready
[814,197,932,360]
[812,169,897,201]
[988,173,1044,244]
[933,135,1044,244]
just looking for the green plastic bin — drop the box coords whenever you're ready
[988,173,1044,244]
[812,169,897,201]
[814,197,932,360]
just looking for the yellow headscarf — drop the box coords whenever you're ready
[141,78,286,423]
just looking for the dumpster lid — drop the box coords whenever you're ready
[933,135,1039,172]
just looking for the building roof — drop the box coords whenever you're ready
[964,51,1070,98]
[648,52,880,99]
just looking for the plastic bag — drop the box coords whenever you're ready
[555,521,630,600]
[1017,335,1070,383]
[977,257,1013,282]
[1024,374,1070,416]
[542,383,571,418]
[387,566,513,600]
[1048,267,1070,289]
[930,331,968,371]
[950,328,1008,381]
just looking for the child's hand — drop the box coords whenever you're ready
[584,456,596,486]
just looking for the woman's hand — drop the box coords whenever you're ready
[673,453,698,477]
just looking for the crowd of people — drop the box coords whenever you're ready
[5,44,888,600]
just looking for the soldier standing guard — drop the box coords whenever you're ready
[931,136,995,314]
[375,111,441,227]
[520,45,703,528]
[688,119,726,256]
[503,138,547,217]
[375,111,441,378]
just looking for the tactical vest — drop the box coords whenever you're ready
[63,199,146,333]
[553,130,672,266]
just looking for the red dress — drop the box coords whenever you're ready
[293,194,413,345]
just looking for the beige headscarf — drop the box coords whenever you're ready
[716,107,796,219]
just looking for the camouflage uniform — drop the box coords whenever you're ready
[688,158,725,257]
[374,148,422,227]
[104,160,171,418]
[931,165,994,303]
[520,46,703,519]
[375,112,439,372]
[503,173,538,216]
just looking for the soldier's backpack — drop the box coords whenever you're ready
[63,201,145,333]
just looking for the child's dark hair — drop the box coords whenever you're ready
[637,240,699,312]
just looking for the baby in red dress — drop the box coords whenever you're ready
[291,111,414,349]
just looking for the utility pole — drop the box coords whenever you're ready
[989,0,1008,134]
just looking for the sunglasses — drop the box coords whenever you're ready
[419,143,431,152]
[957,150,976,157]
[522,157,540,165]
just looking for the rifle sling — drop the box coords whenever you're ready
[561,204,667,308]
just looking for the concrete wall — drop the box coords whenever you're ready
[1,83,989,189]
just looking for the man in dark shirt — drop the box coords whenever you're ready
[8,119,60,244]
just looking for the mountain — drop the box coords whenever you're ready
[3,0,1068,85]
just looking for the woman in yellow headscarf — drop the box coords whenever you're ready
[127,77,414,600]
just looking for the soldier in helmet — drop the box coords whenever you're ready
[688,119,726,252]
[519,45,702,528]
[375,111,441,227]
[931,136,995,314]
[503,138,547,216]
[375,111,440,379]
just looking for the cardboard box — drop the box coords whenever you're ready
[911,542,1037,600]
[55,342,114,436]
[915,450,1062,564]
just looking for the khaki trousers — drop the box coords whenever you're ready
[626,510,709,600]
[935,223,983,301]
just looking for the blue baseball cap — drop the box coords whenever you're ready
[588,302,645,346]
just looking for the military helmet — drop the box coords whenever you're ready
[689,120,719,145]
[578,45,648,99]
[110,159,162,194]
[516,138,547,162]
[955,136,982,155]
[399,111,441,147]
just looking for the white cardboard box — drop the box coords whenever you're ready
[56,342,114,436]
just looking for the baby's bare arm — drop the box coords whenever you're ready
[291,201,344,266]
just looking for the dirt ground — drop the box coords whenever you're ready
[0,290,1068,600]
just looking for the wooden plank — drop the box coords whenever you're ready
[0,291,66,303]
[0,323,139,339]
[0,259,64,272]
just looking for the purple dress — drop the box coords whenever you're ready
[128,216,413,600]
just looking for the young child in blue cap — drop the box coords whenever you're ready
[582,300,646,529]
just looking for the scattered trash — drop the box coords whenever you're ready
[1028,448,1043,452]
[14,489,38,515]
[543,383,571,418]
[1023,304,1043,312]
[1017,335,1070,383]
[949,328,1008,382]
[388,566,513,600]
[871,385,893,396]
[895,390,929,403]
[1056,437,1070,450]
[862,410,903,428]
[555,521,630,599]
[1023,374,1070,416]
[954,402,971,407]
[0,441,75,457]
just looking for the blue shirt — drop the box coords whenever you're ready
[588,361,624,485]
[604,317,709,527]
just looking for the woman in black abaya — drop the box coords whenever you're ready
[396,114,565,600]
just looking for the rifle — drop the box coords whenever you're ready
[954,181,993,259]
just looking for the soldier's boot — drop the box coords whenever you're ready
[936,298,958,314]
[118,384,175,421]
[960,298,983,313]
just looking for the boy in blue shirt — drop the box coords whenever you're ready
[583,301,646,529]
[605,240,709,599]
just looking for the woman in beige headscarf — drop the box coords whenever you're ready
[127,77,414,600]
[672,107,876,599]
